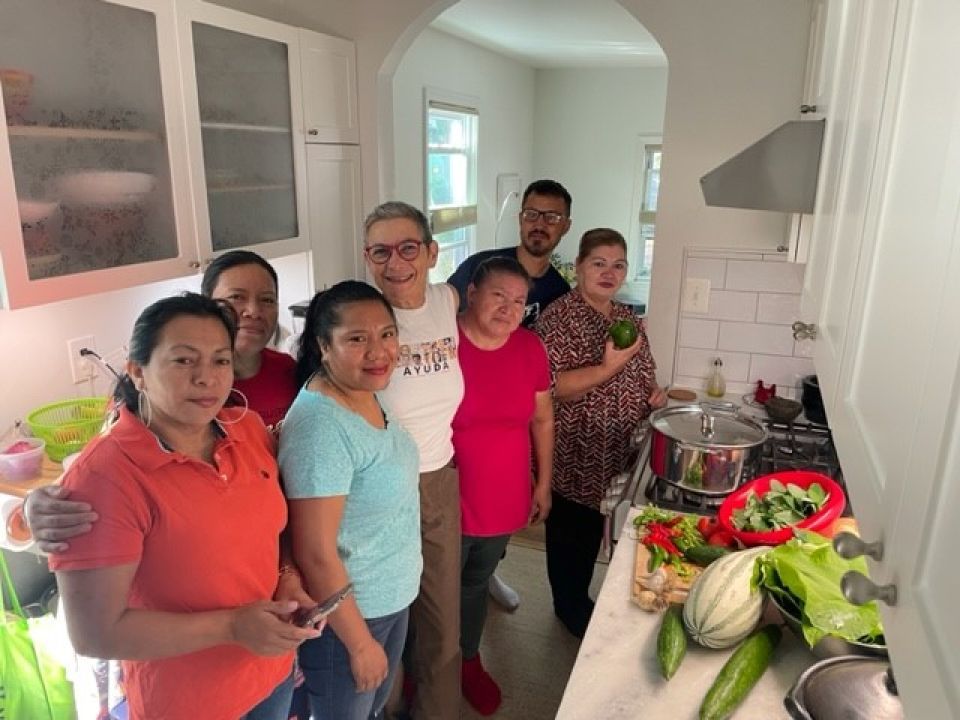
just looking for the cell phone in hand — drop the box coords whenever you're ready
[293,583,354,628]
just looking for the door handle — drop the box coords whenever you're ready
[833,531,884,561]
[792,320,818,340]
[308,128,319,136]
[842,570,897,607]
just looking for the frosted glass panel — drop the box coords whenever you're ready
[192,23,298,251]
[0,0,178,280]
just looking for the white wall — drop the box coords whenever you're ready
[531,67,667,262]
[391,27,535,250]
[619,0,812,377]
[0,253,311,431]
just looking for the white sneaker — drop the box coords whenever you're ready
[488,573,520,611]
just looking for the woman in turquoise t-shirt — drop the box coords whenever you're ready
[279,281,422,720]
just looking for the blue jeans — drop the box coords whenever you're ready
[240,670,295,720]
[299,607,409,720]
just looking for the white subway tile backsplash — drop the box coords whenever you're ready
[725,260,804,293]
[673,249,815,394]
[749,354,816,391]
[679,318,719,349]
[756,293,801,325]
[685,258,726,287]
[685,290,757,322]
[673,374,708,394]
[718,321,795,355]
[676,348,751,382]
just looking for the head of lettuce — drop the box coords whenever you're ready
[753,530,885,647]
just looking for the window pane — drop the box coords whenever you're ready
[427,112,468,150]
[429,227,472,283]
[643,149,662,213]
[427,153,469,208]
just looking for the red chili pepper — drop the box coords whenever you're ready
[645,535,681,556]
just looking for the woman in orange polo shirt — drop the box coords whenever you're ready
[48,293,319,720]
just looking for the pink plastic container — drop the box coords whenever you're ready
[0,437,46,482]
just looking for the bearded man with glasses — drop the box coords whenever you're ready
[448,179,573,329]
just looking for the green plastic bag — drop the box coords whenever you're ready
[0,553,77,720]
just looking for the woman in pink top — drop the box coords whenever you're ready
[451,256,554,715]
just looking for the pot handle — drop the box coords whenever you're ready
[699,400,740,413]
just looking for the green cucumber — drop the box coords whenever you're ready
[699,624,782,720]
[683,544,732,567]
[656,604,687,680]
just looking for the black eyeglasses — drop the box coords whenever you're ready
[520,208,566,226]
[364,239,425,264]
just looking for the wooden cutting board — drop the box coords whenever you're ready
[631,540,704,609]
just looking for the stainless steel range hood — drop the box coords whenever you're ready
[700,119,825,214]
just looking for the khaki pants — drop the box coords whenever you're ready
[407,463,462,719]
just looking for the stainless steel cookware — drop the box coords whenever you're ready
[648,403,767,495]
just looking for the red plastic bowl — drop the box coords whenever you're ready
[717,470,845,546]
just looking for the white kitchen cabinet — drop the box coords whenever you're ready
[0,0,315,309]
[799,0,960,715]
[306,143,362,290]
[299,29,359,145]
[177,0,309,262]
[0,0,196,309]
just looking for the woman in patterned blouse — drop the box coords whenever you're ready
[535,228,667,638]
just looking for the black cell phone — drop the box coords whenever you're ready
[293,583,354,627]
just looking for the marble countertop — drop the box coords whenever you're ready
[556,507,816,720]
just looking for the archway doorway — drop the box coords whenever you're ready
[379,0,667,311]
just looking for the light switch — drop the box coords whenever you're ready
[682,278,711,314]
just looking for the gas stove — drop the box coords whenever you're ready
[638,417,844,516]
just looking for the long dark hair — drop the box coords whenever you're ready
[200,250,278,297]
[295,281,396,387]
[114,293,238,412]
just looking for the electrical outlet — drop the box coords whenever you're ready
[67,336,97,384]
[682,278,711,314]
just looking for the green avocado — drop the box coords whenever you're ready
[609,319,639,349]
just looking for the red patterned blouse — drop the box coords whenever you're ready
[535,289,657,510]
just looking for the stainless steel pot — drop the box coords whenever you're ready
[648,403,767,495]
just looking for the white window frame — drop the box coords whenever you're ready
[628,135,662,279]
[424,89,478,283]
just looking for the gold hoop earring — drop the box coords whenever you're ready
[137,389,153,428]
[219,388,250,425]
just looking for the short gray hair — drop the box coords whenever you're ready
[363,201,433,246]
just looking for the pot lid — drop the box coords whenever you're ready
[649,404,766,447]
[785,656,903,720]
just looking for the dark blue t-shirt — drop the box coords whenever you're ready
[447,247,571,328]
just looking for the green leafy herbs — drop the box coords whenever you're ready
[633,507,705,576]
[753,531,884,647]
[731,479,829,532]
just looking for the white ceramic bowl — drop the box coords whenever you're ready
[51,170,156,206]
[18,199,60,224]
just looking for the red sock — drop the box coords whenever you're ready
[461,654,502,716]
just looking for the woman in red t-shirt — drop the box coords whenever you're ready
[451,256,554,715]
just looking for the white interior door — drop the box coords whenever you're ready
[809,0,960,714]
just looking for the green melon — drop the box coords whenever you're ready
[682,546,771,649]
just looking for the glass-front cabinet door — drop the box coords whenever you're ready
[0,0,195,308]
[178,1,308,261]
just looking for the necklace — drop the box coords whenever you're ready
[317,374,388,428]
